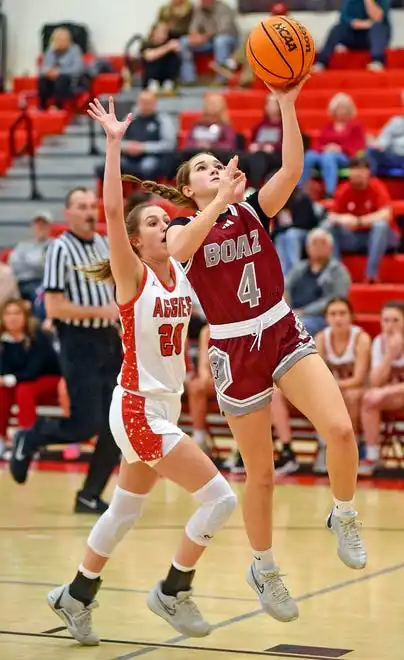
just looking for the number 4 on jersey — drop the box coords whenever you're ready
[237,262,261,308]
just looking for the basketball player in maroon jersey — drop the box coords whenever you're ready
[128,79,367,622]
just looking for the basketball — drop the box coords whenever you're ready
[246,16,315,87]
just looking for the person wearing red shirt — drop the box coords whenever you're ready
[300,93,365,197]
[325,156,398,281]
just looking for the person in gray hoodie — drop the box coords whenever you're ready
[38,27,84,110]
[367,92,404,174]
[9,212,52,302]
[285,228,351,337]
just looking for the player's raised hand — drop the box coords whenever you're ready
[265,74,310,104]
[216,156,245,207]
[87,96,132,140]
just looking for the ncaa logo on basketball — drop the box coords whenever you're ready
[273,22,297,53]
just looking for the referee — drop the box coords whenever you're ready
[10,187,122,514]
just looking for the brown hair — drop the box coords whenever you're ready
[325,297,354,318]
[80,202,151,283]
[122,151,216,211]
[0,298,38,346]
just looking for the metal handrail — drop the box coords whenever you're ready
[9,93,42,200]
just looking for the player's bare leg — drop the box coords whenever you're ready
[226,406,298,622]
[278,353,366,570]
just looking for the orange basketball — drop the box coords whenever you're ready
[246,16,315,87]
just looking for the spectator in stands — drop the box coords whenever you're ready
[9,212,52,303]
[315,0,391,72]
[285,228,351,337]
[316,298,371,470]
[325,156,398,282]
[244,94,283,190]
[0,263,20,307]
[367,92,404,175]
[209,1,289,87]
[0,299,61,457]
[38,27,84,110]
[300,93,366,198]
[9,187,122,515]
[360,301,404,475]
[179,92,237,167]
[96,91,176,182]
[272,187,320,276]
[141,22,181,93]
[180,0,238,84]
[157,0,194,38]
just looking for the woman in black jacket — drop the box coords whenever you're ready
[0,299,61,446]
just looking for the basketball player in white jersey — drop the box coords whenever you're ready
[46,98,238,646]
[360,301,404,475]
[316,298,371,464]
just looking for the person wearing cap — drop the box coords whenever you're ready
[8,212,53,303]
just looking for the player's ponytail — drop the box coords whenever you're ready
[78,259,113,282]
[122,175,195,208]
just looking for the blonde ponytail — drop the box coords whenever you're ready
[78,260,113,283]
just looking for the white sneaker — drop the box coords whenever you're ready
[312,62,325,72]
[147,581,212,637]
[367,61,384,72]
[161,80,175,94]
[246,564,299,622]
[147,79,160,93]
[313,446,327,475]
[326,510,367,570]
[47,584,99,645]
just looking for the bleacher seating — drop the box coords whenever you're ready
[2,45,404,474]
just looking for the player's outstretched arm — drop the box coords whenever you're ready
[87,97,144,304]
[258,78,308,218]
[167,156,245,262]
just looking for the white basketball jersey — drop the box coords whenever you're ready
[371,334,404,383]
[324,326,360,379]
[117,259,192,397]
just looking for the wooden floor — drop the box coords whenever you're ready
[1,467,403,660]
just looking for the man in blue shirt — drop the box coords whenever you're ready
[316,0,390,71]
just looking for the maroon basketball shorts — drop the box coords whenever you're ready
[208,309,317,416]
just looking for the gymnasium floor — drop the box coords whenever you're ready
[1,467,403,660]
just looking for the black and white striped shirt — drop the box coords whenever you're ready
[43,231,114,329]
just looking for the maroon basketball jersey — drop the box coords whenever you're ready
[169,194,284,325]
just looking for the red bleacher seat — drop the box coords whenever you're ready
[92,74,121,96]
[350,284,404,313]
[0,152,10,175]
[354,313,380,337]
[225,88,404,113]
[343,255,404,284]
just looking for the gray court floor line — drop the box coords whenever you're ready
[112,560,404,660]
[0,578,258,604]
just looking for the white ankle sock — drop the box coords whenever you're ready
[253,547,276,571]
[172,559,195,572]
[79,564,101,580]
[366,445,380,461]
[333,498,355,517]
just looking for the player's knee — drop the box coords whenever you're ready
[185,473,237,546]
[325,417,354,445]
[87,486,147,557]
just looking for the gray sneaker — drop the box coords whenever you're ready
[47,584,100,645]
[246,564,299,622]
[147,581,212,637]
[326,510,367,570]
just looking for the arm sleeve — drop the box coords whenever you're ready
[373,180,391,208]
[40,49,55,73]
[42,241,67,292]
[240,191,271,233]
